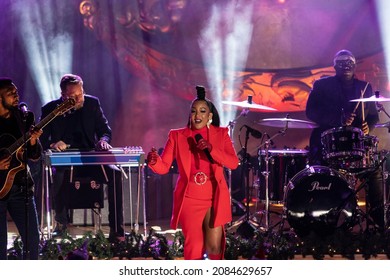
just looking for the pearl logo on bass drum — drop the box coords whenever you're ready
[308,181,332,191]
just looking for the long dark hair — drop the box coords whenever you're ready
[187,85,220,127]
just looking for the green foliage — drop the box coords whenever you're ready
[7,228,390,260]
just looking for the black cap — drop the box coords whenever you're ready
[0,77,14,90]
[333,49,356,66]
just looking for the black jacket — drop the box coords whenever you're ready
[306,75,379,164]
[0,109,42,195]
[40,95,112,150]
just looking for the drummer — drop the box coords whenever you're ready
[306,49,384,230]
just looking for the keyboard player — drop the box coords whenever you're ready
[40,74,126,241]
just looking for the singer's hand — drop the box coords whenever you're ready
[196,138,212,152]
[361,121,369,135]
[147,147,158,166]
[345,113,356,126]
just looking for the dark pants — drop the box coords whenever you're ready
[363,168,385,229]
[51,165,124,235]
[0,184,40,260]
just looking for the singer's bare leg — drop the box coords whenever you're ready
[203,208,223,256]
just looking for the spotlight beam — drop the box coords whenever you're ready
[12,0,73,104]
[199,1,255,126]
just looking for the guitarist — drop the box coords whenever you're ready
[0,77,43,260]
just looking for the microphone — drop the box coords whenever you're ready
[19,102,29,116]
[243,125,262,139]
[194,134,214,163]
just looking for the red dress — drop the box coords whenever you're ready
[148,125,238,259]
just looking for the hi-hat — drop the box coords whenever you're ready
[349,95,390,102]
[375,122,390,128]
[256,117,318,128]
[222,100,277,111]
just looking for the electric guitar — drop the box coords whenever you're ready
[0,98,75,199]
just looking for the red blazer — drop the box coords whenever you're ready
[149,125,239,229]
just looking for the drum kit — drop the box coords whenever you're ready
[225,94,390,237]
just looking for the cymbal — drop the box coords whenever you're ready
[222,100,277,111]
[375,122,390,128]
[256,117,318,128]
[349,95,390,102]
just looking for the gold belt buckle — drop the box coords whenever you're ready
[194,172,208,185]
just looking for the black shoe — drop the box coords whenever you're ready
[52,224,67,237]
[108,231,130,242]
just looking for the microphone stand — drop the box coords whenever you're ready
[227,109,249,226]
[21,112,30,260]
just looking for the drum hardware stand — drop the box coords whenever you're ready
[227,108,250,228]
[252,124,289,232]
[225,95,272,218]
[377,104,389,116]
[380,152,389,230]
[375,93,390,227]
[376,89,390,118]
[376,101,390,133]
[354,156,389,231]
[344,157,388,232]
[339,170,374,231]
[227,125,261,237]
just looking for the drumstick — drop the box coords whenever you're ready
[361,82,369,122]
[352,82,369,115]
[352,101,361,115]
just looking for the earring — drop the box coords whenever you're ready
[207,118,212,128]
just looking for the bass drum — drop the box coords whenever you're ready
[284,165,357,237]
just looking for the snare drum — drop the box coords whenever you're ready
[258,149,308,203]
[321,126,364,163]
[335,135,379,171]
